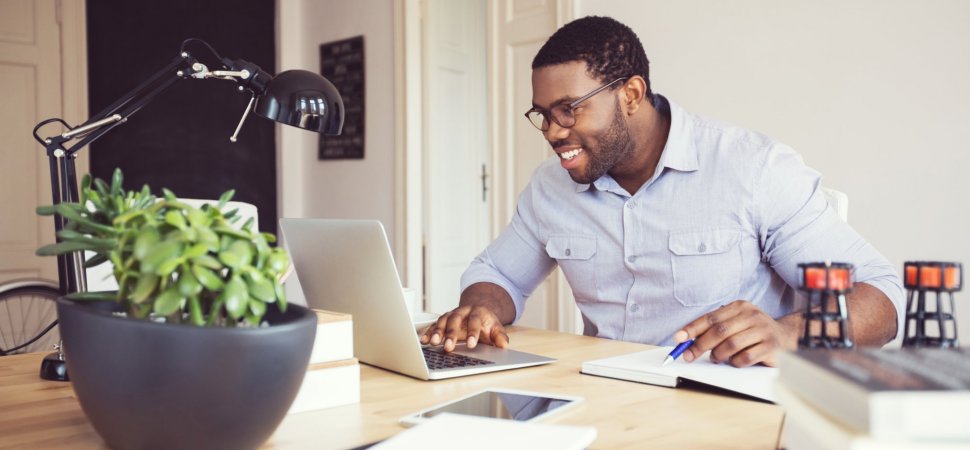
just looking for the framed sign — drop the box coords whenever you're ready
[319,36,365,159]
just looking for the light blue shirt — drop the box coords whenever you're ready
[461,95,904,346]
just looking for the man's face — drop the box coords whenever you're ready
[530,62,635,184]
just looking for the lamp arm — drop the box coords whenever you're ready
[37,52,200,295]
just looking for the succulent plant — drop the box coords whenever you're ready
[37,168,289,327]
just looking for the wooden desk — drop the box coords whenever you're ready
[0,327,784,449]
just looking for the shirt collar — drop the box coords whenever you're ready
[576,94,698,194]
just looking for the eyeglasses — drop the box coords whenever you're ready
[524,77,629,131]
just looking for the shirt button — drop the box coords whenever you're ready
[627,255,636,263]
[565,248,571,256]
[698,243,707,253]
[630,304,640,313]
[625,202,633,209]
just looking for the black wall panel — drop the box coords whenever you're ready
[87,0,278,235]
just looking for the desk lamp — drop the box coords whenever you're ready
[902,261,962,348]
[33,38,344,380]
[797,261,854,349]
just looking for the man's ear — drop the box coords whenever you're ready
[621,76,648,115]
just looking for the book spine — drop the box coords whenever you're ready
[288,359,360,414]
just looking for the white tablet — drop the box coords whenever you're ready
[399,388,583,427]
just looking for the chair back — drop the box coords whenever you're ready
[821,187,849,222]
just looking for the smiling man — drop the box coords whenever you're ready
[420,16,903,367]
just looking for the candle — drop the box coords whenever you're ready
[905,264,960,289]
[804,267,851,291]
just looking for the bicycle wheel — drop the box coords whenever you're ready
[0,280,61,355]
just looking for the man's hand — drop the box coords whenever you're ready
[420,305,510,352]
[419,282,516,352]
[673,300,799,367]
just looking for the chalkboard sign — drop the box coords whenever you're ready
[319,36,365,159]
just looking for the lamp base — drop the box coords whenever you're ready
[40,352,69,381]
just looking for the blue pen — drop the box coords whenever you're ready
[662,338,694,366]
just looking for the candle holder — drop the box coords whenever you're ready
[798,262,854,349]
[902,261,962,348]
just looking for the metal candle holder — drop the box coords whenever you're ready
[902,261,962,348]
[798,262,854,349]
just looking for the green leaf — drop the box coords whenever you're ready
[214,225,249,240]
[177,268,202,297]
[221,276,248,319]
[248,298,266,318]
[217,189,235,208]
[37,241,109,256]
[133,228,160,260]
[156,257,183,277]
[65,290,118,302]
[192,254,223,270]
[110,168,124,197]
[187,208,208,228]
[267,251,289,273]
[129,274,159,303]
[260,232,277,244]
[153,286,184,316]
[162,188,177,202]
[248,276,276,302]
[275,282,287,312]
[242,217,255,231]
[191,264,224,291]
[36,205,58,216]
[218,240,253,269]
[139,241,182,274]
[164,210,187,229]
[113,209,145,226]
[84,253,110,268]
[198,227,219,251]
[184,243,208,259]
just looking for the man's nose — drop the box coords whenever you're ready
[542,121,569,142]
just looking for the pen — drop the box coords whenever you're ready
[662,338,694,366]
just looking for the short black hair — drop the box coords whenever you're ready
[532,16,652,99]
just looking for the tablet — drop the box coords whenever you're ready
[399,388,583,427]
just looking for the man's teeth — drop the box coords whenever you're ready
[560,148,583,160]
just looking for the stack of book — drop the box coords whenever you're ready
[776,347,970,449]
[288,309,360,414]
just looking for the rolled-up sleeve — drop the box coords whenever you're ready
[756,144,905,337]
[460,181,558,323]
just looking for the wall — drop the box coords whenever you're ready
[576,1,970,336]
[277,0,398,247]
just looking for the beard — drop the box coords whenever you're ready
[568,102,635,185]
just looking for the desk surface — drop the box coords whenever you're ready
[0,327,783,449]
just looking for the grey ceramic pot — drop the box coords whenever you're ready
[56,298,316,450]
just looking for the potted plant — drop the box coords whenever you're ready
[36,169,316,450]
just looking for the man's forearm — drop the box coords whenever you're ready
[459,282,517,325]
[778,282,898,347]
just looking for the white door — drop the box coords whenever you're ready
[422,0,491,313]
[0,0,87,285]
[487,0,580,332]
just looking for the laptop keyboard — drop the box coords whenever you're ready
[422,347,496,370]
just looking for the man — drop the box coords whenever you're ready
[420,16,903,367]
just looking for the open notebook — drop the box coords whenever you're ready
[581,347,778,402]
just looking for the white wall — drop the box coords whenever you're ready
[576,1,970,335]
[277,0,398,247]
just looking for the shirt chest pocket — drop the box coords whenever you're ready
[668,229,742,307]
[545,234,598,300]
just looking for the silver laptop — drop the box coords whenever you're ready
[279,218,555,380]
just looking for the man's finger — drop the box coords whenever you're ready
[683,305,746,362]
[728,341,774,368]
[465,309,487,348]
[443,309,469,352]
[489,323,510,349]
[710,327,761,364]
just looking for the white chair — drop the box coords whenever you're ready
[821,187,849,222]
[86,199,258,292]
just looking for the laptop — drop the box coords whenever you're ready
[279,218,555,380]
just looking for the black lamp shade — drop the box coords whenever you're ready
[254,70,344,135]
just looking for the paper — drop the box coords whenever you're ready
[581,347,778,402]
[372,413,597,450]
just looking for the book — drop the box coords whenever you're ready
[777,383,968,450]
[580,347,778,402]
[308,309,353,365]
[778,348,970,440]
[370,413,597,450]
[288,358,360,414]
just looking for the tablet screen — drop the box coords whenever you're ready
[417,390,575,421]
